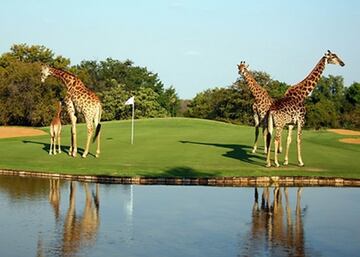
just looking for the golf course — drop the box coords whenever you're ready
[0,118,359,179]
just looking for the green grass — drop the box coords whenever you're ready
[0,118,359,178]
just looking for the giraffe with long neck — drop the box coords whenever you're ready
[41,66,102,158]
[266,50,344,167]
[238,61,280,153]
[49,101,62,155]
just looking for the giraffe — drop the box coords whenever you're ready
[49,101,62,155]
[266,50,345,167]
[41,66,102,158]
[237,61,282,153]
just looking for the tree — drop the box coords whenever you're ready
[305,75,346,129]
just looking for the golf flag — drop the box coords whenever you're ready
[125,96,135,106]
[125,96,135,144]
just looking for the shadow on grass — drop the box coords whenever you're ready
[164,166,218,178]
[22,140,95,157]
[180,140,265,166]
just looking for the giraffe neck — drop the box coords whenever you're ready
[294,56,327,99]
[303,56,326,84]
[48,67,79,90]
[241,69,271,103]
[56,102,61,118]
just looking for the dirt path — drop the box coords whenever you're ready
[0,127,47,139]
[328,129,360,136]
[328,129,360,145]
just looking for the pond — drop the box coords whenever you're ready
[0,175,359,257]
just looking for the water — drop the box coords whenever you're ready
[0,175,359,257]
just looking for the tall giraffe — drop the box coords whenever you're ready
[49,101,62,155]
[266,50,344,167]
[237,61,281,153]
[41,66,102,158]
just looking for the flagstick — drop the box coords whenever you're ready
[131,102,134,144]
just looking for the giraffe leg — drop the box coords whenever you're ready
[274,127,283,167]
[252,114,260,153]
[265,131,272,167]
[284,125,294,165]
[53,134,57,155]
[69,114,77,157]
[263,126,268,154]
[94,106,101,158]
[278,134,283,153]
[49,126,54,155]
[297,123,304,167]
[49,135,54,155]
[82,120,94,158]
[57,130,62,154]
[266,113,274,167]
[95,128,101,158]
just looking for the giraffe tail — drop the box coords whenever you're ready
[93,124,102,143]
[92,105,102,143]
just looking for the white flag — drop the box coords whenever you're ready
[125,96,135,105]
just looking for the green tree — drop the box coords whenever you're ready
[305,75,346,128]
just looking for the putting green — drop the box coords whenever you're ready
[0,118,359,178]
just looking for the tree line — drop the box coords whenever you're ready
[0,44,179,126]
[0,44,359,129]
[185,71,360,129]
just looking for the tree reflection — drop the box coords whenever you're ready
[240,187,309,257]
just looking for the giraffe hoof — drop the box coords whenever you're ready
[266,163,271,168]
[283,161,288,166]
[298,163,304,167]
[275,162,280,167]
[49,152,52,155]
[82,154,87,158]
[252,149,256,154]
[95,154,100,158]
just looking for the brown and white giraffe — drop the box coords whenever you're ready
[266,50,345,167]
[49,101,62,155]
[41,66,102,158]
[238,61,282,153]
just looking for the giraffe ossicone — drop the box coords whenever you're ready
[266,50,345,167]
[237,61,283,154]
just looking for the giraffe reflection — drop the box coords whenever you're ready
[49,179,61,221]
[62,182,100,256]
[41,181,100,256]
[242,187,306,257]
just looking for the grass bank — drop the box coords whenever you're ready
[0,118,359,178]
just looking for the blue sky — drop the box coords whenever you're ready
[1,0,359,99]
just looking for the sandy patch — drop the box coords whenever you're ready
[328,129,360,136]
[0,127,47,139]
[339,138,360,145]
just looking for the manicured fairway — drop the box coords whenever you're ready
[0,118,359,178]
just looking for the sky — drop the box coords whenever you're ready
[1,0,359,99]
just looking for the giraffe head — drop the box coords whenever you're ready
[237,61,249,74]
[325,50,345,67]
[41,65,51,83]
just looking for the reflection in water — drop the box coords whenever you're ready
[37,180,100,257]
[241,187,308,257]
[1,175,359,257]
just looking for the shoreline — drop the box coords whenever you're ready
[1,168,360,187]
